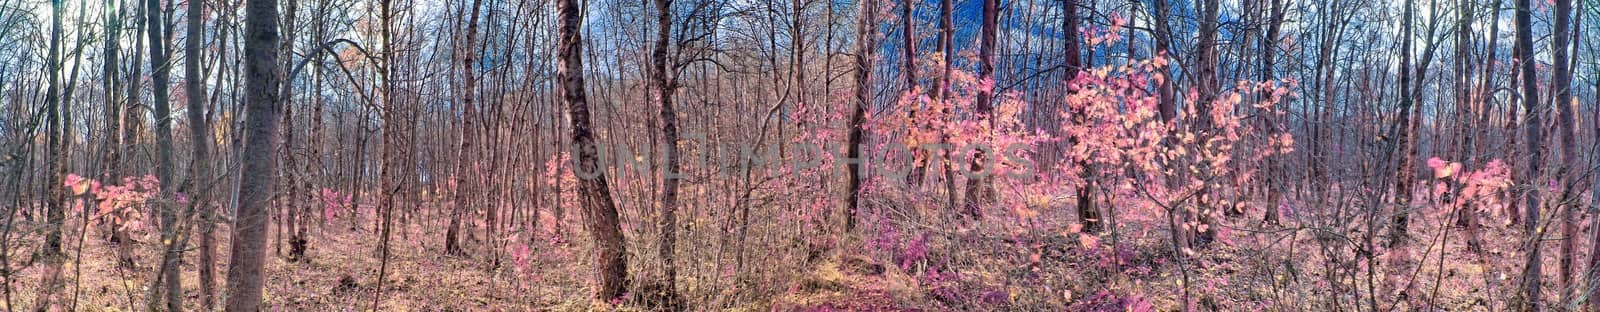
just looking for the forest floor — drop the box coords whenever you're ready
[0,204,1560,311]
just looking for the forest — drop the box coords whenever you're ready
[0,0,1597,309]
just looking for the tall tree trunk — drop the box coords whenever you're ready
[1390,0,1417,249]
[1587,11,1600,308]
[558,0,629,300]
[1259,0,1286,226]
[1513,0,1543,308]
[1149,0,1176,123]
[145,0,176,219]
[936,0,956,212]
[447,0,484,257]
[1451,0,1487,254]
[652,0,684,307]
[278,0,306,263]
[962,0,998,218]
[97,2,120,186]
[223,0,284,308]
[116,0,147,271]
[36,0,66,309]
[1147,0,1184,249]
[373,0,401,306]
[1191,0,1220,245]
[143,0,182,305]
[1063,0,1099,233]
[1479,0,1505,224]
[847,0,874,232]
[1550,0,1577,306]
[184,0,216,307]
[903,0,927,188]
[900,0,916,89]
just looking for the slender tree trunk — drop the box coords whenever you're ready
[36,0,66,309]
[1514,0,1543,308]
[903,0,928,188]
[1587,20,1600,310]
[447,0,484,257]
[373,0,399,306]
[143,0,183,305]
[1550,0,1577,306]
[1259,0,1285,226]
[97,0,125,259]
[1191,0,1221,244]
[1479,0,1505,225]
[184,0,215,308]
[116,0,147,271]
[900,0,916,91]
[558,0,629,300]
[1390,0,1417,249]
[1063,0,1100,233]
[963,0,997,218]
[847,0,874,232]
[937,0,956,212]
[223,0,284,307]
[652,0,684,307]
[1149,0,1176,123]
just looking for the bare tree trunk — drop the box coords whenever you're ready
[373,0,400,307]
[1149,0,1176,123]
[223,0,283,308]
[447,0,484,257]
[1513,0,1543,308]
[902,0,927,188]
[184,0,215,308]
[1389,0,1417,249]
[936,0,956,212]
[1550,0,1577,306]
[559,0,629,300]
[1063,0,1100,233]
[1587,15,1600,309]
[116,0,147,272]
[847,0,874,232]
[36,0,66,309]
[1259,0,1286,226]
[1191,0,1220,245]
[652,0,684,307]
[963,0,997,218]
[1478,0,1504,225]
[142,0,183,305]
[1147,0,1184,249]
[96,4,119,184]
